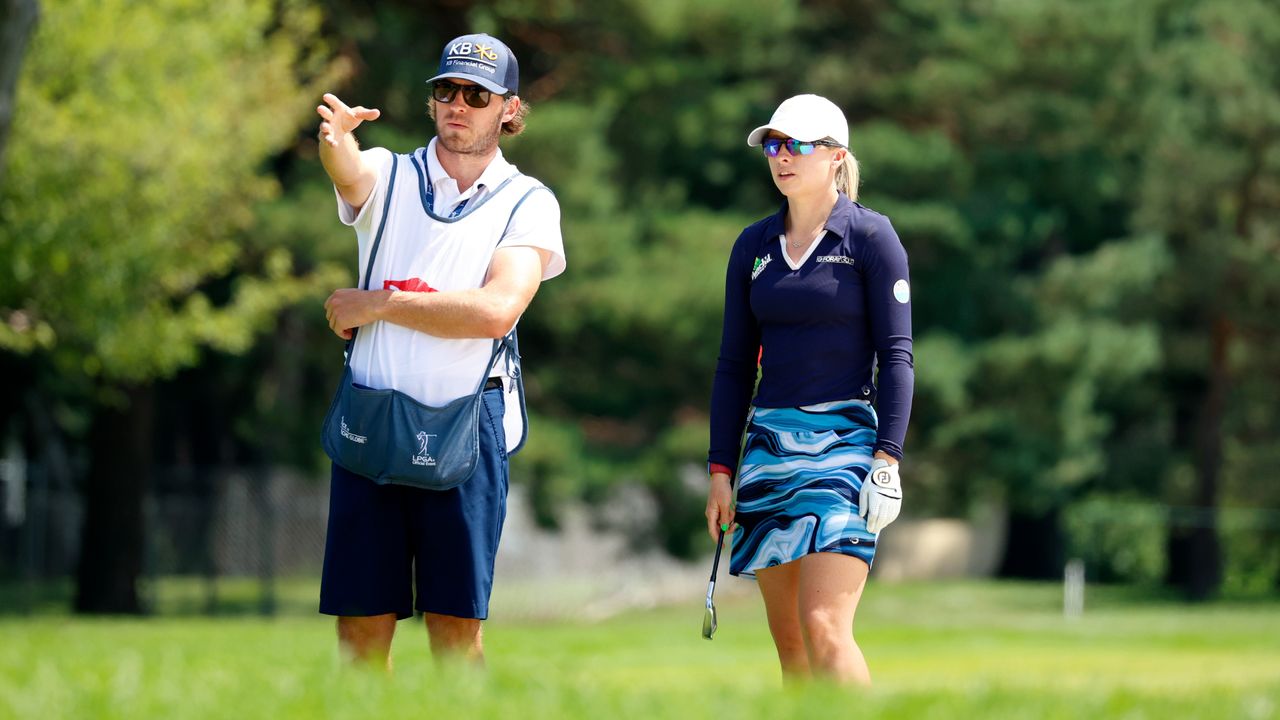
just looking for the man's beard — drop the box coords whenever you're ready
[438,112,503,155]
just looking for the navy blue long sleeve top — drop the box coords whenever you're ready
[708,194,914,475]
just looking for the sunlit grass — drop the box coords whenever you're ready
[1,581,1278,719]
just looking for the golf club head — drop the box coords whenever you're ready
[702,596,717,639]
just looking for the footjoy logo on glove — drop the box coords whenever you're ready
[411,432,438,467]
[873,469,894,487]
[340,417,367,445]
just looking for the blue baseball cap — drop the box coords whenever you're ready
[427,34,519,95]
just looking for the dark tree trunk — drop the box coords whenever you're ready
[998,508,1064,580]
[1181,315,1231,601]
[75,385,154,614]
[0,0,40,187]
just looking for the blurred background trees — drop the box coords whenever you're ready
[0,0,347,612]
[1,0,1277,611]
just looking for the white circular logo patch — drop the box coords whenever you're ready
[893,279,911,304]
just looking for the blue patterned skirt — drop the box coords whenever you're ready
[729,398,879,579]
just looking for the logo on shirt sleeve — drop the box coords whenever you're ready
[893,279,911,304]
[751,254,773,281]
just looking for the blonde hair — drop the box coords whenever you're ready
[835,148,860,200]
[501,97,529,136]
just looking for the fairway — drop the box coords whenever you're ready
[1,582,1277,719]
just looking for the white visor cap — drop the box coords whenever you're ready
[746,94,849,148]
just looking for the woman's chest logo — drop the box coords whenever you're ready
[751,254,773,281]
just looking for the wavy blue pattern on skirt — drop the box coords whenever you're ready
[730,399,879,578]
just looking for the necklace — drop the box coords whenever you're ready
[786,229,823,249]
[789,234,817,248]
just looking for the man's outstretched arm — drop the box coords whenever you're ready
[316,92,381,211]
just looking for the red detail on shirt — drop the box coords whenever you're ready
[384,278,438,293]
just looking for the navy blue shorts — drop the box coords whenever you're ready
[319,388,508,620]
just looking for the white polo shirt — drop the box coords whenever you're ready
[335,138,566,450]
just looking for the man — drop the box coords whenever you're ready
[315,33,565,668]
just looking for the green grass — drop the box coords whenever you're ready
[1,581,1278,719]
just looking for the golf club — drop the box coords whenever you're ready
[701,523,727,640]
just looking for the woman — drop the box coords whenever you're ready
[705,94,913,685]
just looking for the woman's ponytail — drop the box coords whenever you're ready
[835,150,860,200]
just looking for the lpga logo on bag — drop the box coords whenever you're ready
[412,432,438,467]
[339,416,367,445]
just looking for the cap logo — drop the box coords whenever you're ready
[447,41,499,68]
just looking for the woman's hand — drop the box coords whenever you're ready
[705,472,735,541]
[860,455,903,534]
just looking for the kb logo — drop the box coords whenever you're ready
[449,41,499,62]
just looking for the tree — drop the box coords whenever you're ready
[0,0,343,612]
[858,0,1280,592]
[0,0,38,188]
[1134,0,1280,599]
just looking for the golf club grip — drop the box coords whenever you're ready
[709,529,725,583]
[708,473,734,584]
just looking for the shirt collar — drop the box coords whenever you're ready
[425,136,513,196]
[823,193,856,238]
[762,192,856,240]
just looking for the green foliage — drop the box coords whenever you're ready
[1064,497,1168,585]
[1221,518,1280,596]
[0,0,343,383]
[509,411,589,529]
[1062,496,1280,592]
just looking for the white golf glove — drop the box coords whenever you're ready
[859,458,903,534]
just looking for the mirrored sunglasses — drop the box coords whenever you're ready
[762,137,844,157]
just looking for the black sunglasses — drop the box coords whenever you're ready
[762,138,844,157]
[432,80,506,109]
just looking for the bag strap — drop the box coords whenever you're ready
[342,152,401,369]
[464,183,545,393]
[359,153,400,293]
